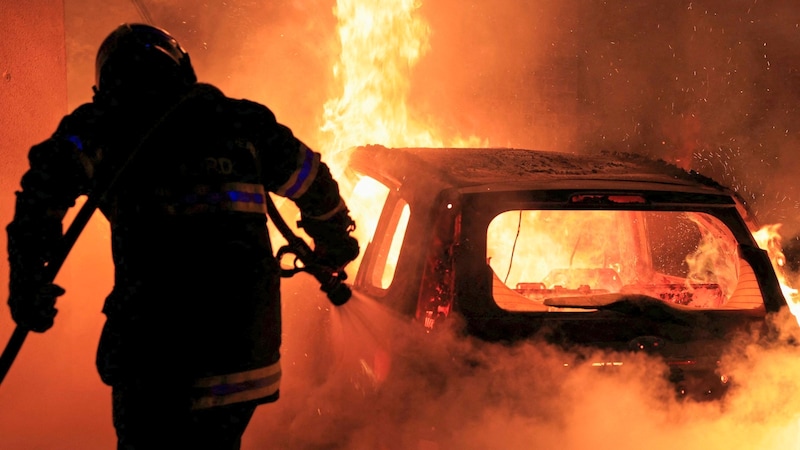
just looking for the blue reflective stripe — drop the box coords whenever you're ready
[191,361,281,409]
[275,144,320,199]
[159,183,267,215]
[283,149,314,198]
[66,134,84,151]
[209,371,281,396]
[226,190,265,205]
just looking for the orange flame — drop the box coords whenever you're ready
[318,0,485,272]
[319,0,487,167]
[752,223,800,319]
[320,0,436,172]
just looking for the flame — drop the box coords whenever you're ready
[318,0,486,273]
[320,0,437,172]
[683,213,739,303]
[316,0,432,269]
[752,223,800,318]
[487,210,635,289]
[487,210,784,312]
[320,0,487,160]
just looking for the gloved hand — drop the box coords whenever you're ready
[7,199,68,333]
[313,235,360,270]
[8,282,65,333]
[300,208,360,271]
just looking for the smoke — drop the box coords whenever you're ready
[64,0,339,150]
[408,0,800,234]
[240,292,800,450]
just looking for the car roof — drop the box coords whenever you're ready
[348,145,735,195]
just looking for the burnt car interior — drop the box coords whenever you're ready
[487,208,765,313]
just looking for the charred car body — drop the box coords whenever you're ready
[345,145,790,400]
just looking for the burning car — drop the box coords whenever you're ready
[343,144,791,400]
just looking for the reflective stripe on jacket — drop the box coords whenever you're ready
[274,143,320,199]
[191,360,281,409]
[157,182,267,215]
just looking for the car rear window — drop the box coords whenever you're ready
[487,210,764,312]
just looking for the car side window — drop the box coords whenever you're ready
[350,175,410,291]
[369,199,410,289]
[349,176,391,255]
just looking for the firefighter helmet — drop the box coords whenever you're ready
[94,23,197,100]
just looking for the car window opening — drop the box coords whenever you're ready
[372,202,409,289]
[351,174,411,292]
[487,210,765,312]
[349,175,391,251]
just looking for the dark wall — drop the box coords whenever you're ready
[0,1,68,345]
[0,0,68,237]
[0,3,117,449]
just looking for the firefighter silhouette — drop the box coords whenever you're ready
[6,23,359,449]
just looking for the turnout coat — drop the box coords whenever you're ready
[7,83,348,409]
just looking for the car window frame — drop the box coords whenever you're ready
[456,189,783,316]
[353,183,411,298]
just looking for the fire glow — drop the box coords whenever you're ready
[317,0,485,255]
[7,2,800,450]
[753,223,800,319]
[320,0,438,167]
[282,0,798,449]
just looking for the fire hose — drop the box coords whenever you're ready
[265,195,352,307]
[0,183,106,386]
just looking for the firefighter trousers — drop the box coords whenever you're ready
[111,378,257,450]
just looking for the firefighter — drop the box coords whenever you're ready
[6,23,359,449]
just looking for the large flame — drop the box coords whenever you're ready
[318,0,486,270]
[319,0,486,161]
[320,0,438,172]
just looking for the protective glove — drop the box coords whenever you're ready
[8,282,65,333]
[313,235,360,270]
[300,209,360,270]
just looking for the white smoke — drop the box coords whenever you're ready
[242,289,800,450]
